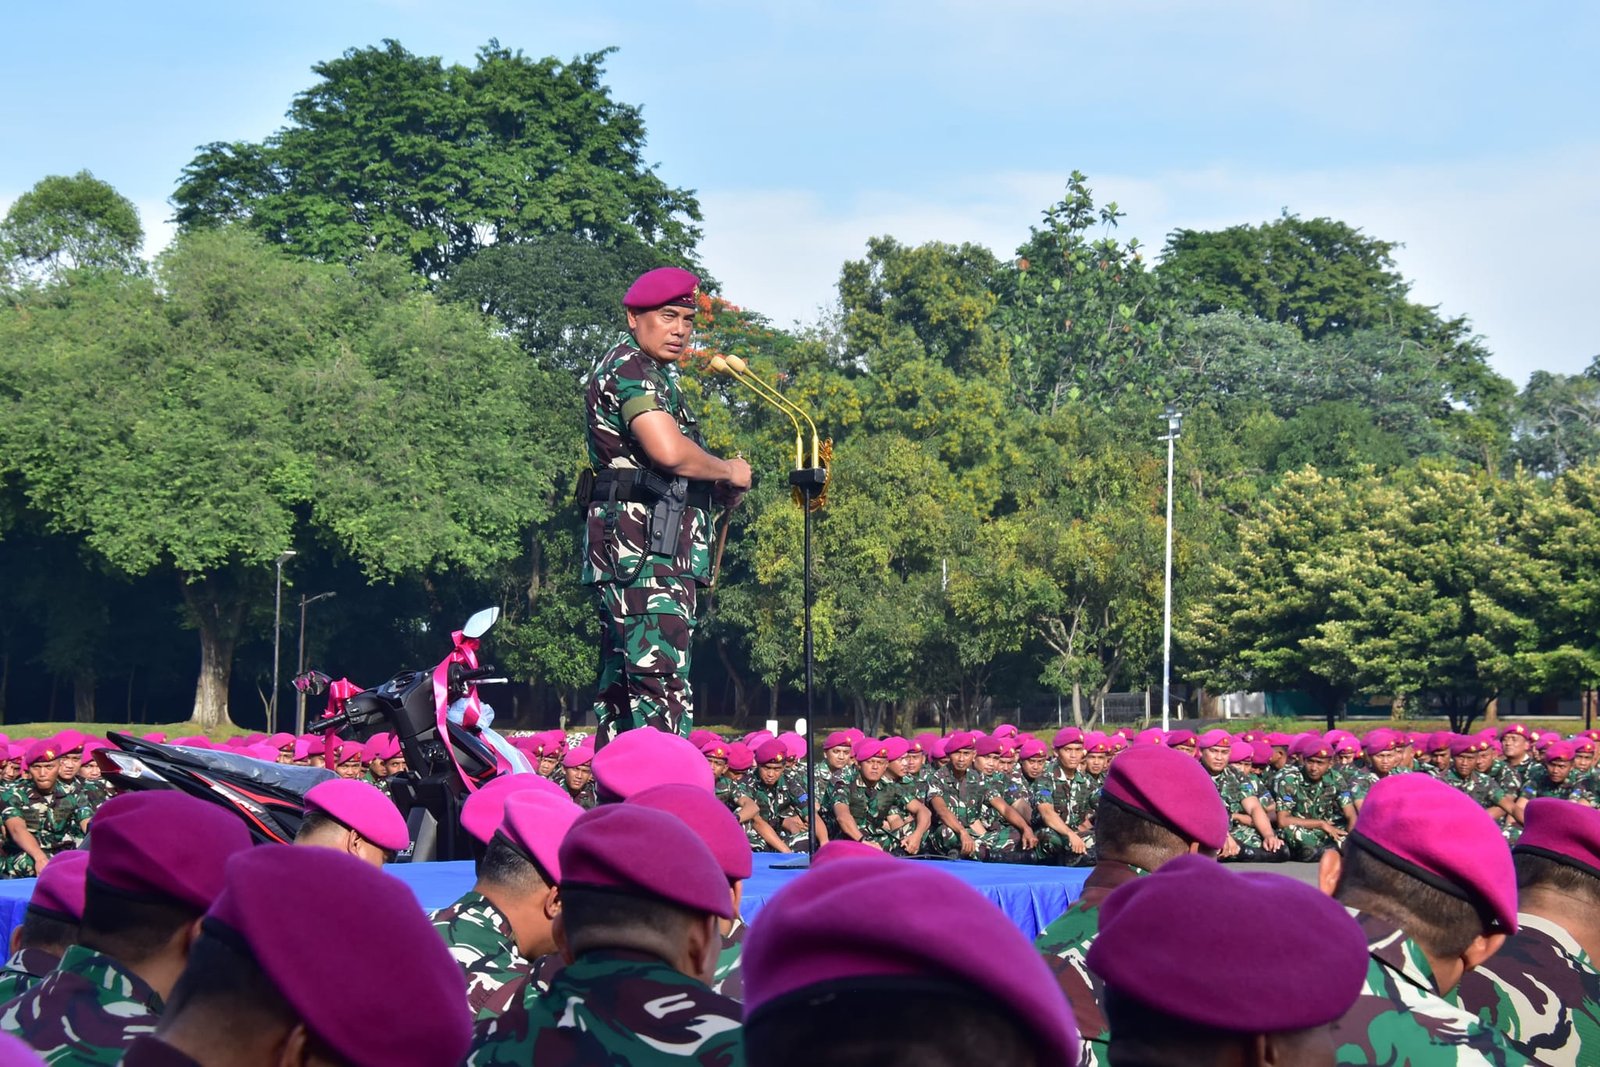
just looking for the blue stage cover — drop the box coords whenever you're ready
[0,853,1088,944]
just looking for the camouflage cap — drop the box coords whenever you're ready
[304,778,409,853]
[559,805,732,919]
[1087,854,1368,1033]
[743,858,1079,1067]
[207,845,471,1067]
[1515,798,1600,881]
[629,782,753,882]
[593,729,716,800]
[88,792,252,911]
[1101,745,1229,851]
[1348,774,1518,934]
[28,849,89,922]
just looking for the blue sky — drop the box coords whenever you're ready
[4,1,1595,384]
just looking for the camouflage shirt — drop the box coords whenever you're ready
[430,890,531,1020]
[834,775,916,850]
[1273,767,1348,826]
[1047,768,1099,830]
[1517,772,1585,804]
[0,944,162,1063]
[582,341,712,587]
[926,767,1002,827]
[1034,862,1147,1067]
[466,949,743,1066]
[1,785,93,877]
[1456,912,1600,1067]
[712,919,745,1002]
[1329,909,1530,1066]
[1446,769,1509,814]
[0,947,58,1003]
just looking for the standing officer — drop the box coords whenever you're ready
[581,267,751,747]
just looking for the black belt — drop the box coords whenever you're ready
[591,469,714,510]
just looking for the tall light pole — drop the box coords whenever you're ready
[271,550,297,734]
[1160,406,1183,730]
[296,591,337,733]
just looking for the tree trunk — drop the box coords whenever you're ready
[181,576,243,731]
[1071,680,1084,726]
[1483,696,1499,724]
[73,670,95,723]
[713,639,750,723]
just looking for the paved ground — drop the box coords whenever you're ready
[1227,861,1323,886]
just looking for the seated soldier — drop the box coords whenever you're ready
[1457,798,1600,1063]
[813,731,857,841]
[561,741,598,809]
[0,850,88,1000]
[293,778,410,866]
[432,791,581,1018]
[466,806,742,1065]
[1196,729,1285,862]
[1275,736,1354,861]
[1023,737,1092,867]
[1,740,94,878]
[1341,729,1400,815]
[1496,723,1537,795]
[741,854,1080,1067]
[1319,774,1529,1064]
[832,738,930,856]
[744,738,824,853]
[1035,744,1229,1066]
[927,732,1037,861]
[629,783,753,999]
[1088,854,1369,1067]
[123,845,470,1067]
[2,793,251,1062]
[1445,736,1520,830]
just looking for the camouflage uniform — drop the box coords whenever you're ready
[582,340,714,745]
[0,947,59,1002]
[1446,769,1513,831]
[1034,863,1147,1067]
[1339,766,1379,808]
[0,784,93,878]
[834,775,919,855]
[564,779,598,810]
[466,949,743,1066]
[1457,912,1600,1067]
[1273,766,1348,861]
[1028,775,1093,866]
[1329,909,1530,1066]
[712,920,745,1001]
[743,775,812,852]
[1518,773,1584,804]
[925,767,1019,859]
[1211,767,1269,850]
[430,890,531,1020]
[1496,759,1535,797]
[0,944,162,1063]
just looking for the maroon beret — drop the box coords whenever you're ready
[853,738,890,762]
[883,737,911,761]
[52,730,87,755]
[1448,735,1483,757]
[208,846,471,1067]
[974,736,1005,756]
[687,729,719,748]
[305,778,410,853]
[1052,727,1084,749]
[1249,740,1273,768]
[1083,732,1111,754]
[558,805,732,919]
[1542,741,1577,762]
[1087,854,1367,1032]
[459,774,567,845]
[1347,774,1517,934]
[1292,736,1333,759]
[754,738,789,766]
[726,742,755,772]
[562,742,594,769]
[1197,729,1233,750]
[88,792,252,911]
[592,729,716,799]
[1500,723,1530,739]
[1227,741,1254,765]
[943,731,977,753]
[1165,729,1197,748]
[779,732,807,759]
[0,1033,43,1065]
[1018,739,1048,760]
[993,723,1020,738]
[1266,732,1293,748]
[29,849,89,922]
[811,840,896,868]
[910,732,939,754]
[1515,798,1600,881]
[499,791,584,883]
[1362,729,1395,757]
[743,858,1078,1066]
[824,731,854,751]
[623,267,698,310]
[21,739,60,769]
[1101,745,1229,851]
[1134,728,1166,746]
[629,783,753,882]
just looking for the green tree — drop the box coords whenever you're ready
[0,228,558,727]
[173,41,700,279]
[1,171,143,283]
[1510,362,1600,475]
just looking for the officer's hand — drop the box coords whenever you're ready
[713,483,747,508]
[904,834,922,855]
[1067,831,1087,855]
[722,457,752,490]
[1221,836,1241,858]
[958,831,977,857]
[1263,834,1284,852]
[32,856,48,874]
[1020,829,1038,851]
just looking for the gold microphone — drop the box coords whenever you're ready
[709,355,805,470]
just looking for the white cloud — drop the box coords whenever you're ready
[697,146,1600,385]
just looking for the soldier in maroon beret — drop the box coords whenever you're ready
[581,267,752,752]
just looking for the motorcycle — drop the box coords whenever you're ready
[97,607,526,861]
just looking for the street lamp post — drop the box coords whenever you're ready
[296,591,337,734]
[1160,407,1183,731]
[271,550,297,734]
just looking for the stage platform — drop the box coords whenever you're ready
[0,853,1090,943]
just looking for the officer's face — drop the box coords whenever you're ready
[538,754,560,776]
[336,760,364,780]
[1199,743,1231,774]
[627,304,695,363]
[758,762,785,785]
[1303,755,1332,781]
[1,761,17,781]
[1022,755,1048,780]
[859,757,888,783]
[58,753,81,780]
[974,752,999,776]
[904,751,925,774]
[948,747,976,773]
[706,754,728,777]
[1174,741,1198,756]
[1547,758,1572,784]
[369,759,388,779]
[1271,746,1288,769]
[1577,749,1597,771]
[79,760,102,781]
[1475,749,1495,772]
[1503,733,1528,759]
[1453,752,1477,777]
[1085,752,1109,775]
[565,764,592,791]
[386,755,407,775]
[1371,749,1398,775]
[27,759,58,791]
[825,745,853,770]
[1057,743,1084,770]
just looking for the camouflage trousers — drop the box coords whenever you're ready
[930,822,1028,862]
[747,821,812,853]
[591,576,696,747]
[1035,828,1096,867]
[1280,824,1343,861]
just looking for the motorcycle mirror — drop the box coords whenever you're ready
[462,607,500,639]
